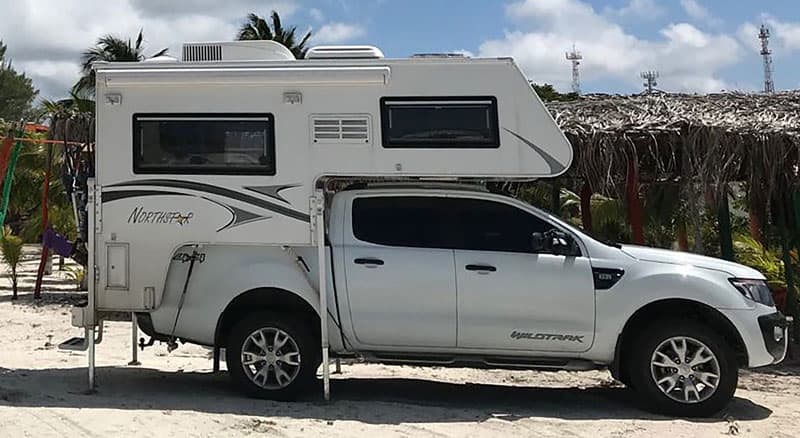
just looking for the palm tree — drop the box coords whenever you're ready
[237,11,312,59]
[73,30,167,96]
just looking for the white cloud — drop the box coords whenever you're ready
[313,23,367,44]
[679,0,721,27]
[606,0,664,20]
[0,0,298,99]
[309,8,325,22]
[480,0,740,93]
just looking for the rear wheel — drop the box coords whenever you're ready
[627,320,737,417]
[226,313,319,400]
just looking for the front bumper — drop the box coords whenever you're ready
[719,307,788,367]
[757,312,788,364]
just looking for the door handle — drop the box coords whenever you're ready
[354,258,384,266]
[465,264,496,273]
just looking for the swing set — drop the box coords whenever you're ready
[0,122,93,298]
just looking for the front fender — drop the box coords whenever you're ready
[586,261,750,362]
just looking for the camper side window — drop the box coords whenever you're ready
[380,97,499,149]
[133,114,275,175]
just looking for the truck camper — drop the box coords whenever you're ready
[61,40,785,417]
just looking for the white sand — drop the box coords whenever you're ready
[1,246,799,437]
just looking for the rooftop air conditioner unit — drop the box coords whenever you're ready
[306,46,385,60]
[182,41,296,62]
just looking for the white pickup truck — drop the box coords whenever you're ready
[134,184,787,417]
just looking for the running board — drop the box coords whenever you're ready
[366,352,598,371]
[58,325,104,352]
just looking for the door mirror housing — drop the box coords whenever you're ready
[532,229,579,256]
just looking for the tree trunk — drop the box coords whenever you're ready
[676,219,689,251]
[10,268,17,300]
[550,180,561,216]
[580,181,593,232]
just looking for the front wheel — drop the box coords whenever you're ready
[627,320,738,417]
[226,312,319,400]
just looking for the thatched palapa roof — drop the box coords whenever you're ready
[547,92,800,201]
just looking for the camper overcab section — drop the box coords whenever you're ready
[91,41,571,312]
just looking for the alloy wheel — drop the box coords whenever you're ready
[650,336,721,404]
[241,327,302,390]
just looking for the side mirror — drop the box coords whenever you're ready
[534,229,578,256]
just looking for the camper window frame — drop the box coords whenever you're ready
[132,113,277,176]
[379,96,500,149]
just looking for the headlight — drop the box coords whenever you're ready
[729,278,775,306]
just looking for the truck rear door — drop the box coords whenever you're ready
[342,195,457,348]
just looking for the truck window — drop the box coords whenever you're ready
[133,114,275,175]
[450,198,552,253]
[380,97,499,149]
[352,196,456,248]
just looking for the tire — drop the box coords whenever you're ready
[627,319,738,417]
[226,312,320,400]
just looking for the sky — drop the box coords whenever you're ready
[2,0,800,100]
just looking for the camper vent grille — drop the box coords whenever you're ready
[311,115,371,144]
[182,44,223,62]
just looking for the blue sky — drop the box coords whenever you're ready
[3,0,800,98]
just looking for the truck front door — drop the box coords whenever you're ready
[450,196,596,353]
[342,195,458,348]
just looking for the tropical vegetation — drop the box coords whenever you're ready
[0,41,38,122]
[237,11,312,59]
[73,30,168,96]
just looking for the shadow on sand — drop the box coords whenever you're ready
[0,366,772,424]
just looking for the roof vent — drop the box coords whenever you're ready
[182,41,296,62]
[306,46,384,60]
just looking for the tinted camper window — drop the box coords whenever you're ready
[380,97,499,148]
[133,114,275,175]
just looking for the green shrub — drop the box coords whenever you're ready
[733,234,784,285]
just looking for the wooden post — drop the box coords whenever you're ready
[718,187,734,261]
[33,142,53,300]
[676,220,689,251]
[626,158,645,245]
[580,181,593,232]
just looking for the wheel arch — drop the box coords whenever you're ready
[611,298,748,383]
[214,287,321,349]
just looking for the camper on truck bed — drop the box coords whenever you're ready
[63,40,786,418]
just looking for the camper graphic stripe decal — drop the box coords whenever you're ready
[109,179,311,223]
[101,190,188,203]
[503,128,566,174]
[102,190,271,231]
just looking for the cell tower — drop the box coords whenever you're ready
[759,24,775,94]
[565,45,583,94]
[641,70,659,94]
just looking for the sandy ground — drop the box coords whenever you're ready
[1,247,800,437]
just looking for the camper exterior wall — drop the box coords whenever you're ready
[93,57,571,311]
